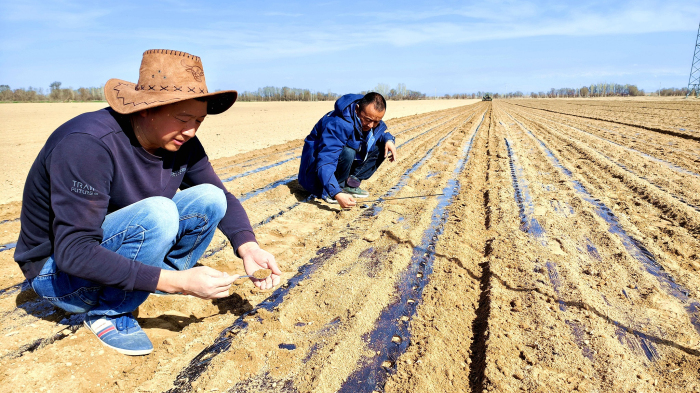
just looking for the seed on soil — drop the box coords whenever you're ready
[363,231,381,242]
[511,298,522,311]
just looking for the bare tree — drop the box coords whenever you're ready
[373,83,391,97]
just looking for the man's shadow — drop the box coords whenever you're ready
[284,179,310,202]
[284,179,340,213]
[13,285,253,334]
[135,293,253,332]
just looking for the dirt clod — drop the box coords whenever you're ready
[253,269,272,279]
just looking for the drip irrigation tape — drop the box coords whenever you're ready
[360,193,444,203]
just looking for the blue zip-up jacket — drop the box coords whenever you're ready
[298,94,394,198]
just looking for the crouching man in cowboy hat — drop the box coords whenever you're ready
[13,49,281,355]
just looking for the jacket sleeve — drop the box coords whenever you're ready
[378,121,395,144]
[180,139,257,254]
[315,123,349,198]
[48,134,161,292]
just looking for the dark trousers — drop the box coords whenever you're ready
[334,142,386,188]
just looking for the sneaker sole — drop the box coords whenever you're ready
[83,321,153,356]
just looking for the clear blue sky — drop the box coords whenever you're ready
[1,0,698,95]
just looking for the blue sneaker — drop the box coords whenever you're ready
[84,313,153,355]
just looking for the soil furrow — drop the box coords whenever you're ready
[508,110,700,237]
[494,102,700,390]
[508,101,700,142]
[503,135,597,360]
[337,109,485,393]
[507,108,700,335]
[503,104,700,178]
[503,110,700,213]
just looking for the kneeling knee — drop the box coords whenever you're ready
[138,197,179,240]
[340,146,356,161]
[189,184,227,220]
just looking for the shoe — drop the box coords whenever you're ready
[84,313,153,355]
[342,186,369,198]
[323,196,338,204]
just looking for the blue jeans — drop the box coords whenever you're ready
[30,184,227,317]
[335,141,387,188]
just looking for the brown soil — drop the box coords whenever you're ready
[252,269,272,280]
[2,98,700,393]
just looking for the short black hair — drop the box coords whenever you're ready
[358,92,386,112]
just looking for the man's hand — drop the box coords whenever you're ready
[384,140,397,162]
[334,192,356,208]
[238,242,282,290]
[157,267,238,299]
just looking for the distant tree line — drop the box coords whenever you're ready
[4,80,691,104]
[362,83,427,100]
[499,83,690,99]
[0,82,105,102]
[238,83,433,102]
[657,87,691,96]
[517,83,646,99]
[237,86,340,102]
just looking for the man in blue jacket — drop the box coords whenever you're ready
[298,92,397,208]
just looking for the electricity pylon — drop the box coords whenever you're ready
[687,23,700,98]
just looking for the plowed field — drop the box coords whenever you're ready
[1,99,700,392]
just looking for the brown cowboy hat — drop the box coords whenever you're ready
[105,49,237,115]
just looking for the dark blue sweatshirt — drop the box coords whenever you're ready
[14,108,256,292]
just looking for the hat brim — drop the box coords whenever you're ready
[105,79,237,115]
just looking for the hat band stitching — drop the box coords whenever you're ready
[133,84,207,93]
[113,84,181,108]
